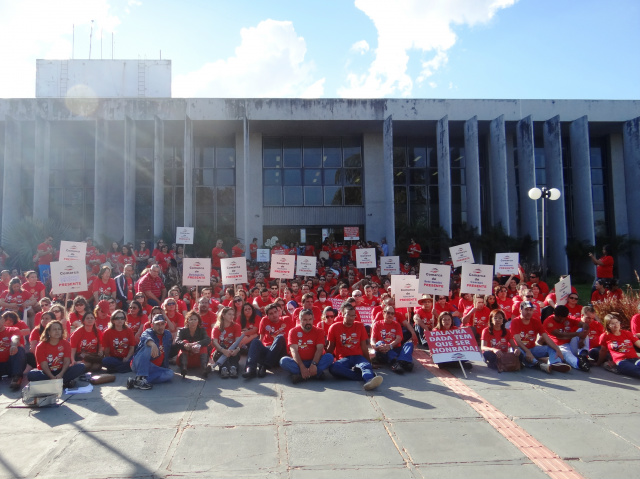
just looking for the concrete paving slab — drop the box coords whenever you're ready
[567,458,640,479]
[190,393,280,426]
[415,462,549,479]
[283,388,379,422]
[372,387,480,420]
[473,386,578,419]
[290,465,416,479]
[590,413,640,447]
[0,432,61,479]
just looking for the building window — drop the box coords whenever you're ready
[590,138,610,239]
[263,136,362,207]
[450,143,467,227]
[163,147,184,234]
[135,147,154,241]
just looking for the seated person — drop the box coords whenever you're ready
[211,307,242,379]
[243,303,292,379]
[127,314,174,390]
[101,310,136,374]
[596,313,640,378]
[0,311,27,390]
[542,305,590,372]
[371,305,414,374]
[175,311,210,378]
[481,310,521,371]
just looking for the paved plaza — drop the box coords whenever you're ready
[0,350,638,479]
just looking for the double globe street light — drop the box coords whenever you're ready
[528,187,561,280]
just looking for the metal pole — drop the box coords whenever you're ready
[541,193,547,281]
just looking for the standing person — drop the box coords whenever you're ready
[175,311,210,378]
[101,310,136,373]
[34,235,56,269]
[106,242,121,274]
[327,303,383,390]
[135,241,150,275]
[118,244,137,273]
[232,240,245,258]
[589,245,614,288]
[0,311,27,390]
[127,314,174,390]
[249,238,258,262]
[115,264,136,311]
[211,239,228,271]
[407,238,422,266]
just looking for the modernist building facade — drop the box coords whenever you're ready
[1,97,639,279]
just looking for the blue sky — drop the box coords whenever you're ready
[1,0,638,99]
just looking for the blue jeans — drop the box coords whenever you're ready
[246,335,286,369]
[329,355,375,382]
[559,334,589,369]
[27,363,86,382]
[0,346,26,377]
[280,353,334,376]
[518,345,561,367]
[375,341,413,364]
[131,345,174,383]
[616,358,640,378]
[102,356,132,373]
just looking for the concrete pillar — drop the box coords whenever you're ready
[241,116,250,249]
[543,115,568,275]
[153,116,164,239]
[123,116,136,244]
[94,119,108,242]
[383,116,396,253]
[623,117,640,272]
[609,133,630,281]
[2,117,21,238]
[183,115,193,228]
[436,115,452,238]
[33,117,50,222]
[488,115,510,235]
[464,117,481,235]
[363,131,386,248]
[569,116,595,248]
[516,116,540,263]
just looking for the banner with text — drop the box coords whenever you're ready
[343,226,360,240]
[555,275,572,306]
[356,306,373,326]
[270,255,296,279]
[220,258,248,285]
[296,256,317,277]
[329,297,345,310]
[418,263,451,296]
[176,227,194,245]
[391,275,420,308]
[460,264,494,295]
[356,248,376,269]
[50,260,88,294]
[425,328,482,363]
[59,241,87,262]
[256,249,270,263]
[182,258,211,286]
[380,256,400,275]
[449,243,475,268]
[495,253,519,275]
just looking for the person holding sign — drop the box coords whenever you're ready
[461,295,491,343]
[371,306,414,374]
[413,295,435,346]
[327,303,383,391]
[480,310,521,371]
[432,312,472,370]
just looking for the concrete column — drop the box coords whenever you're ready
[488,115,510,235]
[183,116,193,228]
[153,116,164,238]
[241,116,250,249]
[2,117,21,238]
[363,131,386,247]
[623,117,640,272]
[516,116,540,263]
[124,116,136,244]
[33,117,51,222]
[543,115,568,275]
[609,133,630,281]
[436,115,452,238]
[94,119,108,241]
[464,116,481,235]
[569,116,595,248]
[383,116,396,253]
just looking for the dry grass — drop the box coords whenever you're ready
[592,291,640,330]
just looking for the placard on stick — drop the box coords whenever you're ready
[418,263,451,296]
[256,249,270,263]
[355,248,376,269]
[380,256,400,275]
[425,329,482,363]
[296,256,317,277]
[391,275,419,308]
[50,260,88,294]
[182,258,211,286]
[555,275,572,306]
[176,227,194,245]
[495,253,519,275]
[59,241,87,262]
[460,264,494,295]
[220,258,247,285]
[449,243,474,268]
[270,255,295,279]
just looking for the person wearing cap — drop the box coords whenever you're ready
[95,300,112,332]
[414,295,435,346]
[127,314,174,390]
[542,305,590,372]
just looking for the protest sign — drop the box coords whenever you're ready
[449,243,475,268]
[425,328,482,363]
[356,248,376,269]
[256,249,270,263]
[380,256,400,275]
[270,255,295,279]
[418,263,451,296]
[391,275,419,308]
[175,227,194,245]
[344,227,359,240]
[182,258,211,286]
[555,275,572,306]
[50,260,87,294]
[220,258,248,285]
[495,253,519,275]
[356,306,373,326]
[59,241,87,262]
[329,297,344,310]
[296,256,317,277]
[460,264,494,295]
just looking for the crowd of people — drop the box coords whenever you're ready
[0,236,637,397]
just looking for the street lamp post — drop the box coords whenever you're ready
[528,187,561,281]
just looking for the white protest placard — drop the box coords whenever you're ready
[182,258,211,286]
[495,253,519,275]
[220,258,248,285]
[555,275,572,306]
[256,249,270,263]
[270,255,296,279]
[449,243,475,268]
[50,260,88,294]
[418,263,451,296]
[59,241,87,262]
[296,256,317,277]
[391,275,420,308]
[356,248,376,269]
[425,329,482,363]
[380,256,400,275]
[460,264,494,295]
[176,227,194,245]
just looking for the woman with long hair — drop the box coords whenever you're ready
[433,311,472,371]
[68,296,89,333]
[481,310,521,371]
[210,306,242,378]
[91,265,117,304]
[239,302,259,348]
[175,311,211,378]
[126,300,145,340]
[27,311,54,368]
[597,313,640,378]
[70,311,103,372]
[101,310,136,373]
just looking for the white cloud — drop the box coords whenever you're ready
[173,20,324,98]
[428,82,437,89]
[339,0,517,98]
[350,40,370,54]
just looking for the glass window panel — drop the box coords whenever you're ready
[394,168,406,185]
[344,187,362,205]
[194,169,215,187]
[591,169,603,185]
[216,145,235,168]
[394,186,407,204]
[263,138,282,168]
[64,188,83,205]
[264,170,282,186]
[343,169,362,186]
[174,187,184,226]
[195,187,215,213]
[451,147,465,168]
[198,147,214,168]
[408,139,426,168]
[163,187,174,230]
[409,186,427,204]
[304,186,323,206]
[324,169,342,186]
[323,138,341,168]
[284,186,303,206]
[84,149,95,170]
[410,170,426,185]
[426,146,438,169]
[135,188,153,222]
[303,137,322,168]
[164,168,173,186]
[324,186,342,205]
[217,207,236,231]
[216,169,235,186]
[51,170,65,187]
[535,169,546,186]
[590,148,603,168]
[534,148,545,168]
[451,169,463,185]
[283,169,301,185]
[64,170,84,187]
[197,213,215,229]
[592,186,605,210]
[428,168,439,185]
[429,186,440,226]
[217,186,235,207]
[343,137,362,167]
[304,169,322,185]
[264,186,283,206]
[175,166,184,186]
[393,146,406,167]
[50,188,63,205]
[283,138,302,168]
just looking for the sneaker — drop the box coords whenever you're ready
[220,367,230,379]
[257,364,267,378]
[180,368,187,378]
[133,377,152,390]
[550,362,571,373]
[9,375,22,390]
[291,374,303,384]
[578,355,591,372]
[242,367,256,379]
[126,377,135,389]
[603,362,619,374]
[229,366,238,378]
[399,360,414,372]
[363,375,384,391]
[539,362,552,374]
[390,362,404,375]
[63,380,76,389]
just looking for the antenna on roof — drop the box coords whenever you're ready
[89,20,94,59]
[72,24,75,59]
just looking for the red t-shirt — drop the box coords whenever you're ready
[22,281,46,300]
[586,319,605,348]
[101,328,136,358]
[154,252,173,272]
[327,321,368,359]
[211,247,228,268]
[631,314,640,337]
[481,327,513,353]
[371,320,404,345]
[591,290,608,303]
[287,325,325,361]
[91,278,116,297]
[596,256,614,278]
[165,312,184,329]
[462,305,491,333]
[127,314,145,336]
[37,242,54,265]
[600,330,638,363]
[0,288,30,310]
[496,297,513,319]
[0,326,22,362]
[137,273,164,298]
[510,317,545,350]
[292,306,323,326]
[415,308,435,331]
[70,327,101,355]
[258,316,293,347]
[151,333,165,366]
[249,243,258,260]
[212,322,243,349]
[35,340,71,371]
[232,245,244,258]
[543,315,581,346]
[199,311,217,336]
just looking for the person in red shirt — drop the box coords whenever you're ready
[175,311,211,378]
[608,279,624,301]
[137,265,167,306]
[94,300,112,333]
[407,238,421,266]
[211,307,243,378]
[162,297,184,335]
[22,270,46,303]
[292,293,323,326]
[135,240,150,274]
[196,298,217,337]
[231,240,245,258]
[249,238,258,261]
[0,270,11,294]
[565,294,583,320]
[596,313,640,378]
[280,309,334,383]
[70,311,103,372]
[543,305,590,371]
[101,310,136,373]
[589,245,614,284]
[154,244,173,273]
[34,235,55,267]
[433,295,461,325]
[0,311,27,389]
[480,310,521,370]
[92,265,117,304]
[253,288,273,314]
[126,300,146,340]
[461,295,491,341]
[242,303,292,378]
[591,279,609,303]
[371,305,414,374]
[211,239,228,269]
[27,320,86,388]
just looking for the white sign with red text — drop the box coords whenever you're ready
[418,263,451,296]
[391,275,420,308]
[256,249,270,263]
[175,227,194,245]
[555,275,572,306]
[460,264,494,295]
[425,328,482,363]
[270,255,296,279]
[50,260,88,294]
[380,256,400,275]
[449,243,475,268]
[356,248,376,269]
[220,258,248,285]
[296,256,317,277]
[495,253,519,275]
[182,258,211,286]
[59,241,87,262]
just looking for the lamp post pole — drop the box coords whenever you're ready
[528,187,561,281]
